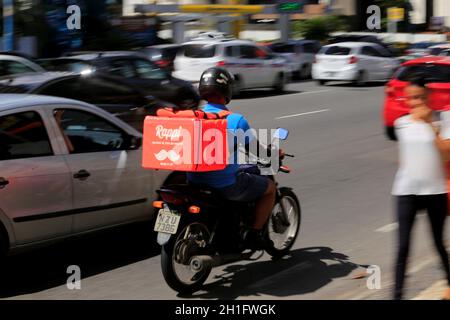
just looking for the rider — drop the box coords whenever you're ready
[187,67,278,250]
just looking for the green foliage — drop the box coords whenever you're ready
[292,16,349,41]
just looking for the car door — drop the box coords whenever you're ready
[237,45,263,88]
[373,45,399,80]
[0,107,73,244]
[360,46,379,80]
[49,106,152,233]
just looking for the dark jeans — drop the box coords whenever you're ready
[394,194,450,300]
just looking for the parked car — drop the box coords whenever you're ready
[429,43,450,56]
[173,38,289,95]
[383,56,450,140]
[0,94,173,257]
[268,40,321,79]
[404,42,447,57]
[312,42,400,86]
[0,53,45,77]
[39,51,199,109]
[0,72,173,132]
[138,44,181,73]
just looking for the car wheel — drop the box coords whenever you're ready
[318,80,327,86]
[354,71,367,87]
[0,225,8,267]
[300,64,311,79]
[273,73,286,93]
[385,126,397,141]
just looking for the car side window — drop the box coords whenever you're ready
[0,111,53,160]
[133,59,167,80]
[107,59,136,78]
[239,46,258,59]
[361,46,381,57]
[303,43,316,54]
[54,109,128,154]
[3,61,35,75]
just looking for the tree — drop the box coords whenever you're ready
[292,16,348,41]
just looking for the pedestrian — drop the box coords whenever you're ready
[391,75,450,300]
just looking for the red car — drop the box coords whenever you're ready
[383,56,450,140]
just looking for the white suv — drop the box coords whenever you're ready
[173,38,289,95]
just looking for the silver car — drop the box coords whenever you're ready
[0,54,45,77]
[0,95,172,257]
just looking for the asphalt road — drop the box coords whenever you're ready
[1,80,448,300]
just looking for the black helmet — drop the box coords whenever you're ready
[199,67,233,104]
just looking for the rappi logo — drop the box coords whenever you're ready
[155,125,183,141]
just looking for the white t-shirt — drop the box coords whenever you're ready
[392,112,450,196]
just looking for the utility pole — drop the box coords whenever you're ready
[3,0,14,51]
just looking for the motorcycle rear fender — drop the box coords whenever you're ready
[157,232,172,246]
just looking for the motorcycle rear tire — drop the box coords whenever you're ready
[161,222,212,294]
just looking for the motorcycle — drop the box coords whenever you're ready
[152,128,301,294]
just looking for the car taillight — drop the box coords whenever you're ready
[156,59,171,68]
[216,60,226,67]
[349,56,358,64]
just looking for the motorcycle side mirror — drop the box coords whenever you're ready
[273,128,289,140]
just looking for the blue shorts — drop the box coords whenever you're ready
[217,170,269,202]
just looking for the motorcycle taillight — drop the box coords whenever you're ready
[159,192,184,205]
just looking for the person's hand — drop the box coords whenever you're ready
[279,148,285,160]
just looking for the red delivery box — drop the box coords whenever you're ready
[142,116,229,172]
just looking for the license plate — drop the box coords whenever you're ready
[154,208,181,234]
[327,72,336,77]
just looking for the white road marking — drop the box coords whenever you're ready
[375,223,398,233]
[275,108,330,120]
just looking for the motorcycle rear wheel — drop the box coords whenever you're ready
[161,222,212,294]
[265,188,301,258]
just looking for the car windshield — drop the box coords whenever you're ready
[322,46,351,56]
[395,64,450,83]
[182,44,217,58]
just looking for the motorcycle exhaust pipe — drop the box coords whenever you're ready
[190,252,255,272]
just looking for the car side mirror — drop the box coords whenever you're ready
[125,135,142,150]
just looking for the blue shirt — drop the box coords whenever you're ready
[187,103,253,188]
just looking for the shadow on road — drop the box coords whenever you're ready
[235,89,301,100]
[182,247,366,300]
[0,222,160,298]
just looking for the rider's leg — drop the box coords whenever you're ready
[253,179,277,230]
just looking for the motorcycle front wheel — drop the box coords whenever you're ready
[265,187,301,258]
[161,222,212,294]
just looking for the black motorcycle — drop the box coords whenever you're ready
[153,128,301,294]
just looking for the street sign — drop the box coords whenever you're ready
[179,5,264,14]
[276,1,304,14]
[388,7,404,22]
[3,0,14,51]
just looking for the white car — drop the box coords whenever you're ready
[0,54,45,77]
[173,38,289,95]
[0,95,172,257]
[312,42,400,86]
